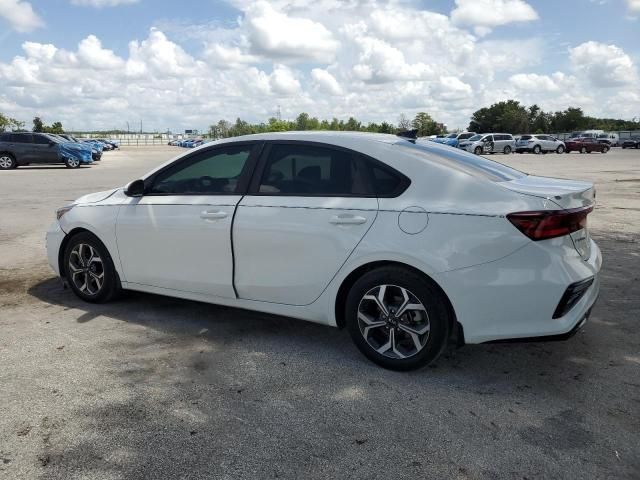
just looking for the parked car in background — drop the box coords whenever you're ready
[621,137,640,149]
[516,135,566,154]
[435,132,477,148]
[0,132,93,169]
[46,131,600,370]
[565,137,609,154]
[597,133,619,147]
[55,134,102,161]
[459,133,515,155]
[569,130,604,139]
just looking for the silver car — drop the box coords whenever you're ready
[515,135,566,154]
[459,133,516,155]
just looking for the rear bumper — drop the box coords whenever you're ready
[434,238,602,344]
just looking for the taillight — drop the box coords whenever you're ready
[507,206,593,241]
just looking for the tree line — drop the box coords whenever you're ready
[209,112,446,139]
[468,100,639,134]
[2,102,638,139]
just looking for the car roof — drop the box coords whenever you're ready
[214,131,403,146]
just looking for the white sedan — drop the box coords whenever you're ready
[46,132,601,370]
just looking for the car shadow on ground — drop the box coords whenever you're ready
[21,231,640,479]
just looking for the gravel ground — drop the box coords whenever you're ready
[0,146,638,479]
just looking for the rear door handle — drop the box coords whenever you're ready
[329,214,367,225]
[200,210,228,220]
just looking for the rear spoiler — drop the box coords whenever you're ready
[396,129,418,143]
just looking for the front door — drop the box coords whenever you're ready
[31,134,59,163]
[116,143,260,298]
[233,142,378,306]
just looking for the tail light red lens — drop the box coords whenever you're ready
[507,205,593,241]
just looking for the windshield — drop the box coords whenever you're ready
[396,141,525,182]
[446,133,457,138]
[467,134,483,142]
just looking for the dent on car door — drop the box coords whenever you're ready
[233,142,379,306]
[115,143,261,298]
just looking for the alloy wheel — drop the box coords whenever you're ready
[0,155,14,169]
[68,243,104,295]
[67,158,80,168]
[357,284,430,359]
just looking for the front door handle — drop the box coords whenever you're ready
[200,210,228,220]
[329,214,367,225]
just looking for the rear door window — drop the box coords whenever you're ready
[12,134,32,143]
[257,143,368,196]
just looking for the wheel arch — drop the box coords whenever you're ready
[58,227,117,281]
[333,260,463,345]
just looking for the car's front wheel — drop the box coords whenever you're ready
[503,146,512,154]
[533,145,542,154]
[63,232,120,303]
[556,145,565,154]
[473,146,482,155]
[602,146,609,153]
[64,157,81,168]
[0,154,17,170]
[345,266,451,371]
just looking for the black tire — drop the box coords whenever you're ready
[345,266,451,371]
[474,146,482,155]
[602,146,609,153]
[64,156,81,168]
[63,231,120,303]
[533,145,542,154]
[503,146,512,154]
[556,145,565,154]
[0,153,17,170]
[580,147,587,154]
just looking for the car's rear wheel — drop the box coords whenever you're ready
[556,145,565,154]
[503,146,512,154]
[345,266,451,371]
[64,157,81,169]
[533,145,541,154]
[602,146,609,153]
[0,154,16,170]
[580,147,587,154]
[473,146,482,155]
[63,232,120,303]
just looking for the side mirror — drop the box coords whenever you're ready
[124,179,145,197]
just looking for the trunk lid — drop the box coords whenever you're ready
[500,175,595,260]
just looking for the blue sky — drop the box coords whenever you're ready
[0,0,638,131]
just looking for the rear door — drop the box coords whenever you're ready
[233,141,379,305]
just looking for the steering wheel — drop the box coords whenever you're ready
[198,176,218,191]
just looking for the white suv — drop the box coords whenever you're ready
[516,135,566,154]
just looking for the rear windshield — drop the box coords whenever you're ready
[396,142,526,182]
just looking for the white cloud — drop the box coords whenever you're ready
[0,0,43,32]
[627,0,640,11]
[569,41,637,87]
[70,0,139,6]
[509,72,575,92]
[311,68,342,95]
[451,0,538,35]
[244,1,339,62]
[269,65,301,95]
